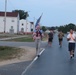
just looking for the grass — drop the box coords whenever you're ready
[5,36,47,42]
[0,34,31,38]
[0,35,11,38]
[2,34,47,42]
[42,37,47,41]
[0,46,22,61]
[6,37,34,42]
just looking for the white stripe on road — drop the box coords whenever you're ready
[39,48,45,55]
[21,48,45,75]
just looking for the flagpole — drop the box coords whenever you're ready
[4,0,7,33]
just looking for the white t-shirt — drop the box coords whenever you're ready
[67,33,76,43]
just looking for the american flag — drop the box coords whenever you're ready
[35,14,43,28]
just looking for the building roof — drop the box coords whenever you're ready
[0,12,18,17]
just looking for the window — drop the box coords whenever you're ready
[31,29,33,32]
[11,26,13,29]
[22,23,24,26]
[12,20,14,22]
[21,28,24,32]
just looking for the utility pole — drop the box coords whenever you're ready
[4,0,7,33]
[33,17,35,30]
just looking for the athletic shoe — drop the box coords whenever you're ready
[73,54,74,57]
[37,55,40,58]
[70,55,73,59]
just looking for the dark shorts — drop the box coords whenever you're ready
[59,38,63,42]
[48,38,53,42]
[68,43,75,51]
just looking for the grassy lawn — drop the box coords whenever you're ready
[6,37,34,42]
[0,34,31,38]
[0,46,22,61]
[0,34,16,38]
[0,35,11,38]
[5,36,47,42]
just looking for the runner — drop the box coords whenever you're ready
[67,29,76,59]
[48,30,53,46]
[33,25,44,57]
[58,31,64,47]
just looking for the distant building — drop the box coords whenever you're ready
[0,12,19,34]
[19,19,34,34]
[0,11,34,34]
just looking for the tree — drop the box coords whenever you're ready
[50,27,56,30]
[41,26,47,32]
[58,23,75,33]
[12,10,29,20]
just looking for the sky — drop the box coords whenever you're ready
[0,0,76,27]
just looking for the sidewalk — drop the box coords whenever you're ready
[0,35,28,40]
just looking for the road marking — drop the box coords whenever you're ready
[39,48,45,55]
[21,48,45,75]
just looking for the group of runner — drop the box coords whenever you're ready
[48,29,76,59]
[47,30,64,47]
[33,25,76,59]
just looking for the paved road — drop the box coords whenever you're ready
[24,34,76,75]
[0,41,47,48]
[0,61,31,75]
[0,34,76,75]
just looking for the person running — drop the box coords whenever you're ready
[67,29,76,59]
[33,25,44,57]
[58,31,64,47]
[48,30,53,46]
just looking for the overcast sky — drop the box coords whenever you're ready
[0,0,76,27]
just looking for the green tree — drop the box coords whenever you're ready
[50,27,56,30]
[58,23,75,33]
[12,10,29,20]
[41,26,47,32]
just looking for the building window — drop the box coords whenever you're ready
[31,29,33,32]
[12,20,14,22]
[22,23,24,26]
[21,28,24,32]
[11,26,13,29]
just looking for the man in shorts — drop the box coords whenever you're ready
[48,30,53,46]
[67,29,76,59]
[58,31,64,47]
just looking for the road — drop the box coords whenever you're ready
[0,41,47,48]
[24,34,76,75]
[0,61,31,75]
[0,34,76,75]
